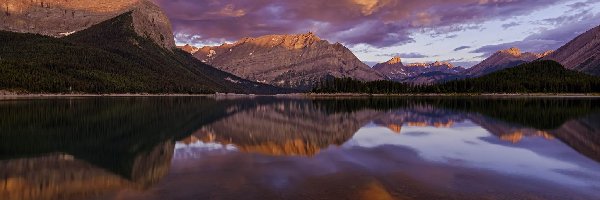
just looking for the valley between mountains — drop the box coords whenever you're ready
[1,0,600,94]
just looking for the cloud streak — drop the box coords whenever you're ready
[453,46,471,51]
[152,0,564,47]
[376,52,429,58]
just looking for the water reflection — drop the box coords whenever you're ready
[1,97,600,199]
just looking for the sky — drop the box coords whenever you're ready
[152,0,600,67]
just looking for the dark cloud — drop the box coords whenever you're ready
[377,52,429,58]
[152,0,563,47]
[453,46,471,51]
[472,12,600,56]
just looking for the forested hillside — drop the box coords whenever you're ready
[0,12,287,94]
[313,60,600,94]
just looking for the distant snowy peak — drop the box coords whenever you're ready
[406,61,455,69]
[1,0,176,49]
[373,56,465,83]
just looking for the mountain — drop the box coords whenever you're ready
[193,100,381,156]
[314,60,600,93]
[0,11,287,94]
[182,33,385,90]
[439,60,600,93]
[178,44,200,54]
[543,24,600,76]
[466,47,552,77]
[372,56,465,84]
[401,71,465,84]
[1,0,174,49]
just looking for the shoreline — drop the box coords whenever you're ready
[1,93,599,98]
[301,93,600,98]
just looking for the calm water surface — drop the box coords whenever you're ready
[1,97,599,200]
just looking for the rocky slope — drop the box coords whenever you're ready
[0,12,287,94]
[543,24,600,76]
[372,56,465,84]
[182,33,385,90]
[465,47,552,77]
[178,44,199,54]
[0,0,174,49]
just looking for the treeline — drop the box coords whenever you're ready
[313,60,600,94]
[0,12,286,94]
[0,26,214,94]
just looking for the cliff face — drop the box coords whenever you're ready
[466,48,552,77]
[372,56,465,84]
[184,33,385,90]
[0,0,175,49]
[543,25,600,76]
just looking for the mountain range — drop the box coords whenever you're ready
[1,0,174,49]
[372,56,465,84]
[0,0,287,94]
[543,24,600,76]
[0,0,599,93]
[184,32,384,90]
[465,47,553,77]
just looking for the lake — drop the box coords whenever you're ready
[1,96,599,200]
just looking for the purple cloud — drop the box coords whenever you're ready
[568,0,600,10]
[453,46,471,51]
[152,0,564,47]
[472,12,600,56]
[502,22,520,29]
[377,52,429,58]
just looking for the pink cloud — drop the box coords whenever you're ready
[153,0,564,47]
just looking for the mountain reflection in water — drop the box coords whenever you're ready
[1,97,600,200]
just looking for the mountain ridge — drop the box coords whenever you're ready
[0,12,288,94]
[465,47,552,77]
[180,32,385,90]
[543,24,600,76]
[372,56,465,84]
[0,0,175,49]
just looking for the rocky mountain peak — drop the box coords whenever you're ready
[404,61,454,68]
[466,47,553,77]
[0,0,175,49]
[431,61,454,68]
[178,44,200,54]
[373,57,464,84]
[233,32,324,50]
[498,47,522,57]
[191,32,384,90]
[538,50,555,57]
[405,63,428,67]
[385,56,403,65]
